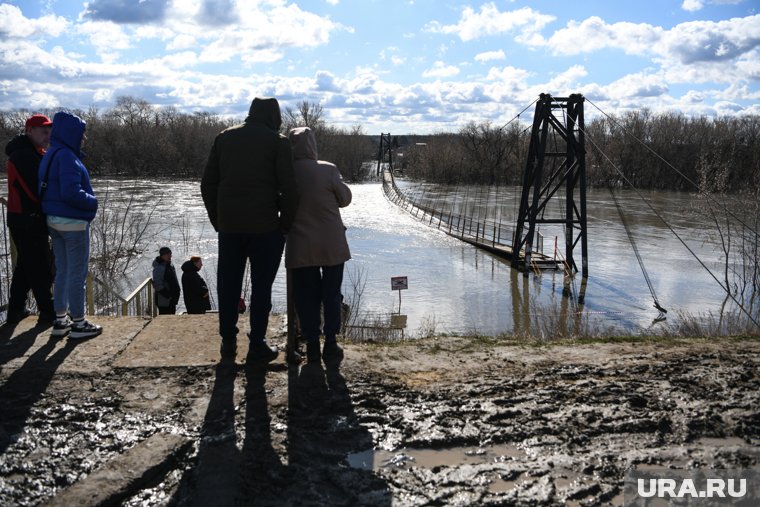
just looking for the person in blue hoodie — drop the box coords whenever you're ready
[38,111,102,340]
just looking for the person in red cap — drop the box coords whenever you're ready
[2,114,55,325]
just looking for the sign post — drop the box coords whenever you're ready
[391,276,408,314]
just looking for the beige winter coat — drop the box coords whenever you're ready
[285,127,352,269]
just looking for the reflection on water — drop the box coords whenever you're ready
[86,178,750,335]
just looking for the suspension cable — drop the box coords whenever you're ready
[582,126,760,328]
[586,98,760,240]
[499,98,540,132]
[609,186,667,315]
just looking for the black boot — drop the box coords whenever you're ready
[247,340,278,364]
[219,339,237,363]
[322,341,344,365]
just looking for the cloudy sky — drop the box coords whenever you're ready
[1,0,758,133]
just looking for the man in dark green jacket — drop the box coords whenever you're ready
[201,97,299,363]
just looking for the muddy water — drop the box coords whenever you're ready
[348,444,526,493]
[89,178,751,335]
[347,443,523,470]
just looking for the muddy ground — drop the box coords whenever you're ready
[1,321,759,506]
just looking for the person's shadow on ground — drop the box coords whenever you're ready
[282,360,392,506]
[0,331,82,455]
[0,320,51,370]
[172,355,391,506]
[175,360,242,506]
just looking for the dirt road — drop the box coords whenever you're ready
[1,316,758,505]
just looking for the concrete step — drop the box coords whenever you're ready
[47,432,193,507]
[0,313,287,375]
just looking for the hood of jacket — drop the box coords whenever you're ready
[245,97,282,131]
[288,126,318,161]
[153,256,169,267]
[50,111,86,157]
[5,134,32,157]
[181,260,199,273]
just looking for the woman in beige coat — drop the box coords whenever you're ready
[286,126,352,364]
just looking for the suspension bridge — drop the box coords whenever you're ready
[380,94,587,275]
[378,93,760,328]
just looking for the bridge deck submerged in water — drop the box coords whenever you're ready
[381,169,560,270]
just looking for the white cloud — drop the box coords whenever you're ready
[682,0,704,11]
[0,4,68,39]
[187,1,343,64]
[76,20,132,61]
[545,64,589,93]
[475,49,506,62]
[391,55,406,66]
[542,17,662,55]
[315,70,339,92]
[659,16,760,65]
[541,14,760,67]
[483,65,532,101]
[326,0,339,4]
[426,4,555,42]
[422,61,461,78]
[683,90,704,103]
[682,0,744,11]
[167,34,197,51]
[605,72,668,99]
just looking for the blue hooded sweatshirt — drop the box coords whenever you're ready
[38,112,98,222]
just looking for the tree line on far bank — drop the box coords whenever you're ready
[401,110,760,193]
[0,96,374,182]
[2,96,759,193]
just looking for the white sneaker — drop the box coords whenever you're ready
[70,319,103,340]
[51,316,72,337]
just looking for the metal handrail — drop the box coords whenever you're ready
[0,199,10,315]
[86,275,156,317]
[382,169,545,254]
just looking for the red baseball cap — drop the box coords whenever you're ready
[25,114,52,129]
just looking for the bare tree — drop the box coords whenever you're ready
[459,121,511,185]
[282,100,325,132]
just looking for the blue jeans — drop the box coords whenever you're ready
[292,263,344,344]
[49,225,90,320]
[217,230,285,344]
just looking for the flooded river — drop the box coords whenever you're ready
[83,178,754,336]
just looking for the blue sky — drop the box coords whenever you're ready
[1,0,758,133]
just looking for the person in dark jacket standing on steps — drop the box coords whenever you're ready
[152,247,180,315]
[3,114,55,325]
[181,255,211,314]
[201,97,299,363]
[38,111,102,340]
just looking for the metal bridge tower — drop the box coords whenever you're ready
[376,133,394,177]
[512,93,588,277]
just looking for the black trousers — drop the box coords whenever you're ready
[292,263,344,344]
[157,304,177,315]
[217,230,285,343]
[7,213,54,316]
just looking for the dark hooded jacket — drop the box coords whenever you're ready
[5,134,44,217]
[152,256,180,308]
[201,97,299,234]
[181,260,211,314]
[37,112,97,222]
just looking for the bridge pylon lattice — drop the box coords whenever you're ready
[512,93,588,277]
[376,133,395,177]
